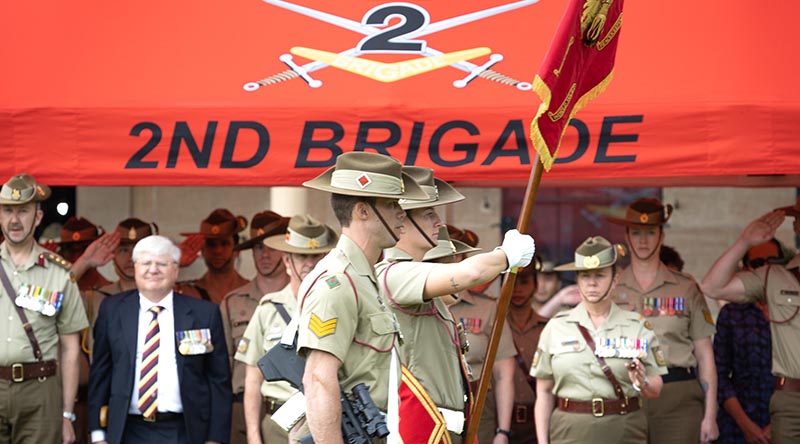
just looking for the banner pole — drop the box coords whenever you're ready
[463,154,544,444]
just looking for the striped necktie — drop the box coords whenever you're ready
[138,305,164,420]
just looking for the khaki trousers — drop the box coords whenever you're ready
[770,390,800,444]
[549,408,646,444]
[644,379,703,444]
[0,376,62,444]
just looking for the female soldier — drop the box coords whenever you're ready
[532,236,667,444]
[608,198,718,444]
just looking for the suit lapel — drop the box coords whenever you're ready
[172,294,194,376]
[120,291,140,359]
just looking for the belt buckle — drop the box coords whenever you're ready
[778,377,786,389]
[591,398,604,417]
[11,363,24,382]
[514,405,528,423]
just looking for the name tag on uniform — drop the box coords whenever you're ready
[780,290,799,296]
[176,328,214,355]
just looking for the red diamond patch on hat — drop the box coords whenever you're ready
[356,173,371,189]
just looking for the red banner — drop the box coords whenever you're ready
[530,0,623,171]
[1,1,799,187]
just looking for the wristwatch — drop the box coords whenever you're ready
[63,411,76,422]
[495,428,511,437]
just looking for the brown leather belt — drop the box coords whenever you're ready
[513,403,534,423]
[0,360,57,382]
[263,397,284,415]
[557,396,641,417]
[776,377,800,392]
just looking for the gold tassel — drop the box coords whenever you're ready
[581,0,613,46]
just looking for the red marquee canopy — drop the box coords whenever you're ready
[1,0,798,187]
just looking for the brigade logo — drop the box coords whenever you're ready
[309,313,338,338]
[244,0,538,92]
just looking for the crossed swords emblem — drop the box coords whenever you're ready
[243,0,540,92]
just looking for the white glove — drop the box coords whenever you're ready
[496,229,535,272]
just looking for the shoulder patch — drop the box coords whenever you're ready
[531,347,542,368]
[258,295,274,305]
[40,252,72,271]
[652,346,667,367]
[309,313,337,338]
[237,337,249,354]
[703,309,714,326]
[644,320,653,330]
[325,276,341,289]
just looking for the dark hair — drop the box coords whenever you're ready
[660,245,684,272]
[330,194,376,227]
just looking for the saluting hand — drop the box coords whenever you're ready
[740,211,784,248]
[178,233,204,267]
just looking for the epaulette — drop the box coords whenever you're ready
[668,268,695,281]
[39,252,72,270]
[553,311,570,319]
[258,294,275,305]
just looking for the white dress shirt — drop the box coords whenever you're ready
[91,292,183,443]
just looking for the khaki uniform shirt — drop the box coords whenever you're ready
[176,272,249,304]
[235,284,297,401]
[612,263,716,368]
[377,249,467,411]
[297,235,401,410]
[739,254,800,378]
[221,280,263,395]
[509,310,549,405]
[449,291,515,381]
[0,242,88,365]
[531,303,668,399]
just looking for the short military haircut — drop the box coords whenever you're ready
[133,235,181,263]
[330,193,376,227]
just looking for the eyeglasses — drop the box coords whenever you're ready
[745,256,780,270]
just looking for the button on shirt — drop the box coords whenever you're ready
[129,292,182,414]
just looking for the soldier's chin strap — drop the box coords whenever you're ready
[406,214,436,248]
[368,202,400,243]
[626,230,660,262]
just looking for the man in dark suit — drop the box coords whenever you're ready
[88,235,232,444]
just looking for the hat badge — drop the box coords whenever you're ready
[356,173,371,189]
[639,213,649,223]
[308,238,320,248]
[36,185,45,197]
[256,228,264,236]
[72,232,81,241]
[211,225,220,234]
[583,255,600,269]
[128,227,137,240]
[11,189,20,200]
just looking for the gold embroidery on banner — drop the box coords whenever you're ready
[596,13,623,51]
[553,36,575,77]
[547,83,576,122]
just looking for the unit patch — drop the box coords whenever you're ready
[326,277,341,289]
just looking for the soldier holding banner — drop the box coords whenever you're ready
[377,166,535,444]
